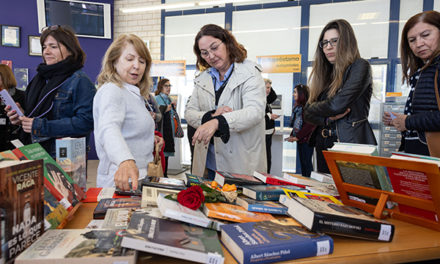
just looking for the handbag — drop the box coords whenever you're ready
[147,144,164,177]
[172,105,184,138]
[425,68,440,158]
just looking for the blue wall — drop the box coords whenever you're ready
[0,0,113,82]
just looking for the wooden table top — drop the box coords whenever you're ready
[64,202,440,264]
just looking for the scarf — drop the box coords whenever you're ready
[25,57,82,118]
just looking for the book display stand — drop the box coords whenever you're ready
[56,202,82,229]
[323,151,440,231]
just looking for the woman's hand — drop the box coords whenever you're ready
[114,160,138,191]
[271,113,280,120]
[166,104,172,112]
[154,135,164,150]
[382,112,393,126]
[20,117,34,133]
[212,106,232,117]
[285,136,298,142]
[192,119,219,145]
[5,103,24,125]
[329,108,351,121]
[149,111,156,120]
[390,112,407,132]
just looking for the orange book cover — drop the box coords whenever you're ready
[203,203,275,223]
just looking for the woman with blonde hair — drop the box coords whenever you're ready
[304,19,376,173]
[94,34,163,191]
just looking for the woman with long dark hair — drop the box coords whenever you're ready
[304,19,376,173]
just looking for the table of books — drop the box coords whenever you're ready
[64,202,440,264]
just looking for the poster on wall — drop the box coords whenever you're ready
[1,25,20,47]
[0,60,12,69]
[14,68,29,91]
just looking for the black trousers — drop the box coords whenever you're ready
[265,134,273,173]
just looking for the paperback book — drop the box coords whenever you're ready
[102,207,162,230]
[329,142,379,156]
[93,197,142,219]
[336,161,392,191]
[0,160,45,263]
[235,196,288,215]
[121,213,225,264]
[203,203,275,223]
[215,171,263,187]
[82,187,116,203]
[0,150,19,161]
[253,171,306,188]
[141,176,186,190]
[283,196,395,241]
[310,171,335,184]
[242,185,307,201]
[221,218,333,264]
[55,137,87,191]
[282,189,342,205]
[15,229,136,264]
[156,193,223,230]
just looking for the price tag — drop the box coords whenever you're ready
[59,198,72,210]
[378,224,392,241]
[316,240,331,256]
[207,252,224,264]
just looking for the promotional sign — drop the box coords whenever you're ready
[150,60,186,77]
[257,54,301,73]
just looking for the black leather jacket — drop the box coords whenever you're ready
[304,58,377,145]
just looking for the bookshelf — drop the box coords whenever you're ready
[323,151,440,231]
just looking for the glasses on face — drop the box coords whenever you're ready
[163,84,172,88]
[319,38,339,49]
[200,42,223,58]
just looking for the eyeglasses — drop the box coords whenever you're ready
[41,25,61,32]
[319,38,339,49]
[163,84,172,88]
[200,42,223,58]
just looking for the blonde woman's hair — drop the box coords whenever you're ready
[308,19,360,103]
[97,34,152,98]
[263,78,272,85]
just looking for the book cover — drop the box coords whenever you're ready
[235,196,287,215]
[283,172,324,186]
[121,213,225,264]
[93,197,142,219]
[0,160,45,263]
[0,150,19,161]
[14,229,136,264]
[221,218,333,264]
[329,142,379,156]
[156,193,223,230]
[82,188,116,203]
[310,171,335,184]
[141,176,186,190]
[284,196,395,241]
[336,161,392,191]
[282,189,342,205]
[386,167,438,222]
[102,207,162,230]
[215,171,263,187]
[43,188,69,230]
[185,173,207,187]
[253,171,306,188]
[56,137,87,191]
[13,143,85,210]
[141,185,181,206]
[203,203,275,223]
[242,185,307,201]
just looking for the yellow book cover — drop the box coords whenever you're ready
[282,189,342,205]
[203,202,275,223]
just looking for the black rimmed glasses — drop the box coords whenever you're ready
[200,42,223,58]
[319,38,339,49]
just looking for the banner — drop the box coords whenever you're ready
[150,60,186,77]
[257,54,301,73]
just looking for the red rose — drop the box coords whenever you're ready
[177,185,205,210]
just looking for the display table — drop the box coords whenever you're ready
[64,203,440,264]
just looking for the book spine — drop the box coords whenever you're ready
[266,178,306,188]
[247,204,287,215]
[313,213,394,242]
[255,191,281,201]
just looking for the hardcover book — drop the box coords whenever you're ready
[284,196,395,241]
[235,196,288,215]
[215,171,263,187]
[242,185,307,201]
[203,203,275,223]
[121,213,224,264]
[157,193,223,230]
[283,172,326,186]
[221,218,333,264]
[13,143,85,210]
[93,197,142,219]
[14,229,136,264]
[253,171,306,188]
[82,187,116,203]
[141,176,186,190]
[0,160,45,263]
[56,137,87,191]
[336,161,392,191]
[310,171,335,184]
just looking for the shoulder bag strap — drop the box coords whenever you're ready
[434,69,440,111]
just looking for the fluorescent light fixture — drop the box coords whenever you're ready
[358,12,378,20]
[198,0,249,6]
[120,0,257,13]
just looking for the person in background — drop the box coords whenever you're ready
[155,78,176,177]
[145,92,162,130]
[94,34,163,191]
[0,64,25,151]
[5,25,95,158]
[264,78,279,173]
[185,24,266,179]
[383,10,440,156]
[285,84,315,177]
[304,19,376,173]
[185,96,197,171]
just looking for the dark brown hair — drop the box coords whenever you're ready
[308,19,360,103]
[193,24,247,71]
[294,84,309,107]
[0,64,17,89]
[401,10,440,84]
[155,78,170,96]
[40,25,86,66]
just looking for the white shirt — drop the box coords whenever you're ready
[93,82,155,187]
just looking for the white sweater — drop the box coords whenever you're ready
[93,82,155,187]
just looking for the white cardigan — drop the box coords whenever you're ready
[93,82,155,187]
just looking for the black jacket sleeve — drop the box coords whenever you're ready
[304,59,371,126]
